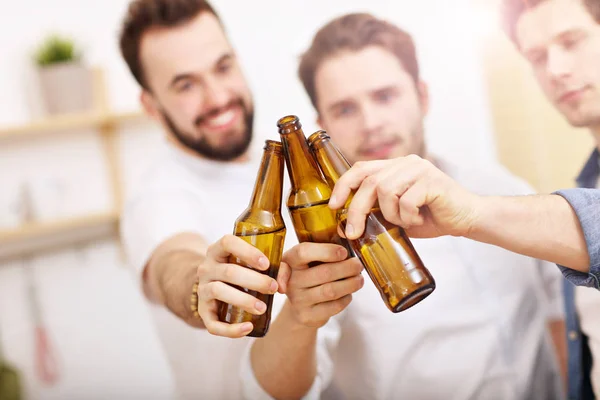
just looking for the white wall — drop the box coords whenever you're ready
[0,0,497,398]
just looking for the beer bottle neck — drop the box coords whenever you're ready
[280,129,325,190]
[310,133,355,206]
[249,147,284,213]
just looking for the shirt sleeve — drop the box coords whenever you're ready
[553,188,600,289]
[240,313,344,400]
[119,189,208,277]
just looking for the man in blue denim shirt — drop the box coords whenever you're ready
[561,150,600,400]
[328,1,600,399]
[500,0,600,399]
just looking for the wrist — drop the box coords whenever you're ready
[156,252,204,326]
[281,301,321,334]
[463,194,493,240]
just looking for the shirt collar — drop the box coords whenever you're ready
[576,148,600,188]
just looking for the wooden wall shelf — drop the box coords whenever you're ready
[0,211,119,260]
[0,110,146,140]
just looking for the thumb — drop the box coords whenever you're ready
[276,262,291,294]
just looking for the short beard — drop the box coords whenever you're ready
[161,101,254,161]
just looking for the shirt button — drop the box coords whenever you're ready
[568,331,578,341]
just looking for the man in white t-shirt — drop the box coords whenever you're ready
[242,13,567,400]
[117,1,292,398]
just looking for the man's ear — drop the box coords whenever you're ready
[416,81,430,118]
[140,90,161,119]
[316,114,324,129]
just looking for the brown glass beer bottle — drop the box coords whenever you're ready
[308,130,435,312]
[218,140,286,337]
[277,116,350,261]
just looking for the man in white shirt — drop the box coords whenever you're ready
[242,13,566,400]
[118,1,290,398]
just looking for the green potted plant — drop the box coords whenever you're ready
[34,35,93,115]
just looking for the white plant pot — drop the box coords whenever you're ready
[38,62,94,115]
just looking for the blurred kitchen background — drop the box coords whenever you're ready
[0,0,592,399]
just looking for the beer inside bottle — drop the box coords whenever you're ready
[277,115,351,262]
[218,140,286,337]
[221,227,285,336]
[308,130,435,312]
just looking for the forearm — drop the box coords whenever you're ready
[148,249,205,328]
[251,301,319,399]
[469,194,589,272]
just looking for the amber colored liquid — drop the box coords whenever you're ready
[289,200,352,266]
[218,227,286,337]
[339,209,435,312]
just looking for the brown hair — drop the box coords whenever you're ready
[298,13,420,109]
[502,0,600,45]
[119,0,220,89]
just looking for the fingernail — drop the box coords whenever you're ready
[358,275,365,286]
[329,195,337,205]
[346,223,354,237]
[338,247,347,259]
[259,256,270,269]
[255,301,266,313]
[269,281,279,293]
[241,323,253,332]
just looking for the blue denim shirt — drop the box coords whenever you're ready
[555,149,600,400]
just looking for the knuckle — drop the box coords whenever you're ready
[295,243,311,264]
[318,265,333,283]
[380,207,400,225]
[406,154,422,163]
[421,157,434,168]
[398,196,415,210]
[222,263,237,281]
[353,161,366,171]
[245,296,258,311]
[205,242,217,257]
[281,249,292,263]
[221,234,236,249]
[377,183,394,197]
[351,259,364,274]
[364,175,379,188]
[205,281,220,299]
[321,283,336,300]
[205,321,218,335]
[197,260,209,275]
[347,207,365,219]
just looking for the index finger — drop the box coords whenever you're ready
[206,234,270,271]
[203,313,254,338]
[329,160,389,210]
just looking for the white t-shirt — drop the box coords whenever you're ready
[120,139,295,400]
[241,156,565,400]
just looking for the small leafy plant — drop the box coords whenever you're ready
[34,35,81,66]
